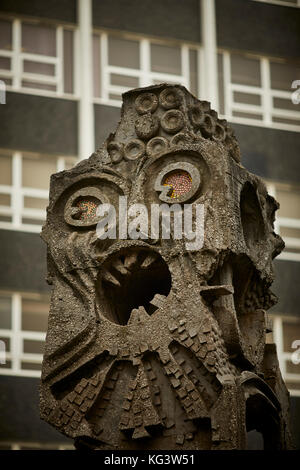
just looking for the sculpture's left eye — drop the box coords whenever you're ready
[163,170,193,199]
[64,187,108,227]
[154,162,201,203]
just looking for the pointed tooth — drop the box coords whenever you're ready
[102,270,120,287]
[124,252,138,269]
[141,253,157,269]
[113,259,128,275]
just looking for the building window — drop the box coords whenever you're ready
[0,17,76,97]
[270,315,300,396]
[93,31,202,106]
[266,181,300,261]
[0,291,50,378]
[0,151,77,232]
[218,51,300,132]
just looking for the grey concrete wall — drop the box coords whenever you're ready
[0,230,49,294]
[0,375,71,444]
[232,123,300,185]
[0,92,78,156]
[92,0,201,42]
[216,0,300,59]
[0,0,76,24]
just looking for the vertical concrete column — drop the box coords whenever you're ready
[201,0,219,111]
[78,0,95,160]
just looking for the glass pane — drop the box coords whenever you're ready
[23,339,44,354]
[0,296,11,329]
[22,217,44,226]
[0,19,12,50]
[277,185,300,219]
[0,359,11,369]
[0,154,12,184]
[93,33,101,98]
[285,381,300,391]
[110,73,139,88]
[282,320,300,352]
[0,337,10,352]
[22,155,56,190]
[108,36,139,69]
[189,49,198,97]
[232,110,263,120]
[280,227,300,239]
[23,60,55,76]
[63,29,74,94]
[0,215,11,223]
[270,61,300,91]
[272,116,300,127]
[22,23,56,56]
[22,81,56,92]
[151,43,181,75]
[233,91,261,106]
[273,97,297,112]
[0,77,11,86]
[24,196,48,210]
[0,194,10,206]
[21,297,49,332]
[286,360,300,375]
[21,361,41,371]
[0,57,11,70]
[109,93,122,101]
[217,53,225,115]
[231,54,261,87]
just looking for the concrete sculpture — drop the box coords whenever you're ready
[40,84,292,450]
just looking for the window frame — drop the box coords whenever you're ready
[92,29,204,107]
[272,314,300,397]
[0,16,78,99]
[218,49,300,133]
[0,150,78,233]
[0,291,49,378]
[266,181,300,262]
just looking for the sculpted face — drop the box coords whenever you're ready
[40,84,291,449]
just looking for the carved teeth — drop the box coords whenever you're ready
[113,259,128,275]
[102,270,120,287]
[124,252,138,269]
[141,253,157,269]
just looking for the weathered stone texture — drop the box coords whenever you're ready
[40,84,292,450]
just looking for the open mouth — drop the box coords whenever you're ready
[96,247,172,325]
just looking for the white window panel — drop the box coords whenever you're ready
[266,181,300,261]
[0,17,77,98]
[0,151,78,232]
[219,50,300,132]
[0,291,49,378]
[93,31,202,107]
[272,315,300,397]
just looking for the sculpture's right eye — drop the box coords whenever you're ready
[64,187,109,228]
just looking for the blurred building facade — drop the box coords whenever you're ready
[0,0,299,449]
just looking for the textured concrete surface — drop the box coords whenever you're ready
[40,84,292,449]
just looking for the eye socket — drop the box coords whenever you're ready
[154,162,201,203]
[163,170,193,199]
[64,187,109,227]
